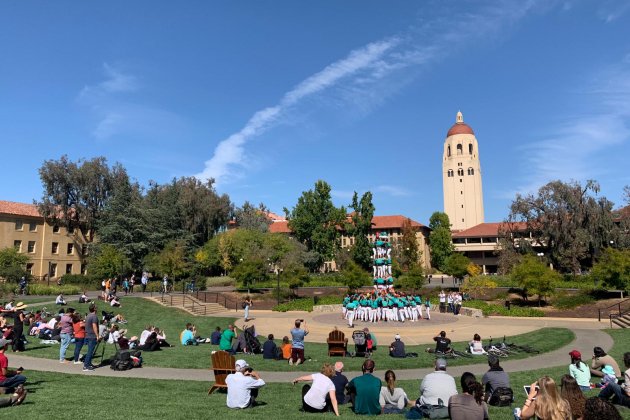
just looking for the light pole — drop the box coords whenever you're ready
[276,267,281,306]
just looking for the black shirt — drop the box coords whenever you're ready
[434,336,451,353]
[331,372,349,404]
[262,339,278,359]
[390,340,406,358]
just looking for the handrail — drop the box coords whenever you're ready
[599,297,630,322]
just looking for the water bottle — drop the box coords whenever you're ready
[513,407,521,419]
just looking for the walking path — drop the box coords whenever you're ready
[9,328,611,383]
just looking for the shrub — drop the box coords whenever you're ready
[463,300,545,317]
[61,274,98,286]
[553,293,595,309]
[272,298,314,312]
[314,295,343,305]
[27,284,82,296]
[205,276,236,287]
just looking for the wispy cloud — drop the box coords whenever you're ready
[373,185,413,197]
[196,1,544,186]
[597,0,630,23]
[513,59,630,195]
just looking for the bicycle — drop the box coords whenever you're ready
[500,335,540,354]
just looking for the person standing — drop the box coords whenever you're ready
[0,338,26,389]
[72,313,86,364]
[141,272,148,293]
[129,273,135,294]
[290,319,308,366]
[438,290,446,313]
[424,297,432,320]
[162,275,169,293]
[10,302,27,352]
[83,304,100,372]
[243,296,252,322]
[346,359,381,415]
[58,307,75,363]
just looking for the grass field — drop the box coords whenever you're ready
[22,297,574,371]
[10,365,630,419]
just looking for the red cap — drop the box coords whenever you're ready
[569,350,581,359]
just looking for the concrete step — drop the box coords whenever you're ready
[149,295,229,317]
[611,315,630,328]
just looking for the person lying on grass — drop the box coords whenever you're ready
[292,363,340,416]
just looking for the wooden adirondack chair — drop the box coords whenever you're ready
[327,329,347,357]
[208,350,236,394]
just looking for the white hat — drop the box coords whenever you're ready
[235,359,249,370]
[394,334,401,340]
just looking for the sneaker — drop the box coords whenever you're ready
[73,361,82,365]
[295,358,302,366]
[82,366,95,372]
[60,360,69,364]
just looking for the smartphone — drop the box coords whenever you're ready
[523,385,539,398]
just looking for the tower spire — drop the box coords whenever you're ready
[456,110,463,124]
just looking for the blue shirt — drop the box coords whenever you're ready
[291,328,307,349]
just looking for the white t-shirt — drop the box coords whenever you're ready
[108,330,121,344]
[304,373,335,410]
[139,330,151,345]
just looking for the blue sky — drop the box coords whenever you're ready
[1,0,629,225]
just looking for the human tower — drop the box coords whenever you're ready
[342,232,430,326]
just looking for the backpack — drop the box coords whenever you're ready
[110,350,135,371]
[488,387,513,407]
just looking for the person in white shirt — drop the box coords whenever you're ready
[139,326,153,346]
[55,294,66,306]
[226,359,266,409]
[292,363,340,416]
[419,358,458,406]
[380,370,412,414]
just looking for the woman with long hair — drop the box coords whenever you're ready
[469,333,486,355]
[292,363,339,416]
[560,374,586,420]
[449,372,488,419]
[518,376,571,420]
[583,396,622,420]
[568,350,592,391]
[379,370,411,414]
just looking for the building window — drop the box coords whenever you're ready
[15,221,23,231]
[29,222,37,232]
[13,240,22,251]
[468,168,474,175]
[447,146,451,157]
[26,263,33,275]
[53,225,60,233]
[27,241,36,253]
[50,263,57,277]
[460,191,463,195]
[469,144,473,155]
[447,169,453,177]
[461,205,464,208]
[342,238,347,247]
[457,144,463,155]
[52,242,59,254]
[462,218,464,222]
[458,168,464,176]
[81,264,87,275]
[66,264,73,274]
[82,244,88,256]
[67,243,74,255]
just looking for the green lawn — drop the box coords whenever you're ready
[11,366,630,419]
[21,298,573,371]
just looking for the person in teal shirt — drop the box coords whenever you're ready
[347,359,381,415]
[220,324,236,354]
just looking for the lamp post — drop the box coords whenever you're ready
[276,267,281,306]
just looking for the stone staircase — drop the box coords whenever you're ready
[151,294,228,316]
[611,312,630,328]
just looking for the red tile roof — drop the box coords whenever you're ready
[452,222,527,238]
[269,220,291,233]
[447,122,474,137]
[270,215,425,234]
[613,205,630,222]
[0,200,41,218]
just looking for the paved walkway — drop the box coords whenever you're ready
[9,328,611,383]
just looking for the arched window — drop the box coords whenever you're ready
[468,168,474,175]
[469,144,473,155]
[447,169,453,177]
[458,168,464,176]
[447,146,451,157]
[457,144,463,155]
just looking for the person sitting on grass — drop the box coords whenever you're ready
[139,325,153,347]
[292,363,340,416]
[226,359,266,409]
[346,359,381,415]
[379,370,411,414]
[598,352,630,408]
[110,295,121,308]
[469,334,486,355]
[331,362,349,405]
[418,358,457,408]
[220,325,236,354]
[280,336,292,360]
[591,346,621,379]
[560,375,586,420]
[568,350,591,391]
[482,355,511,404]
[211,327,222,345]
[0,338,27,389]
[515,376,570,420]
[180,323,197,346]
[427,331,452,354]
[448,372,487,420]
[79,291,90,304]
[389,334,406,358]
[55,293,66,306]
[262,334,279,360]
[583,396,622,420]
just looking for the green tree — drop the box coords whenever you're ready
[506,180,616,273]
[233,201,272,232]
[37,155,129,242]
[442,253,470,280]
[461,275,498,299]
[88,244,132,279]
[153,240,191,279]
[346,191,375,270]
[396,264,425,291]
[511,254,561,305]
[0,247,30,282]
[395,218,421,272]
[284,180,346,267]
[428,212,454,271]
[231,259,268,288]
[340,261,370,291]
[591,248,630,291]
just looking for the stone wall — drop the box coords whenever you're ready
[313,304,343,313]
[460,307,483,317]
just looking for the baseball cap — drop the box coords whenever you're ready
[569,350,581,359]
[0,338,12,347]
[436,358,447,369]
[235,359,250,370]
[394,334,401,340]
